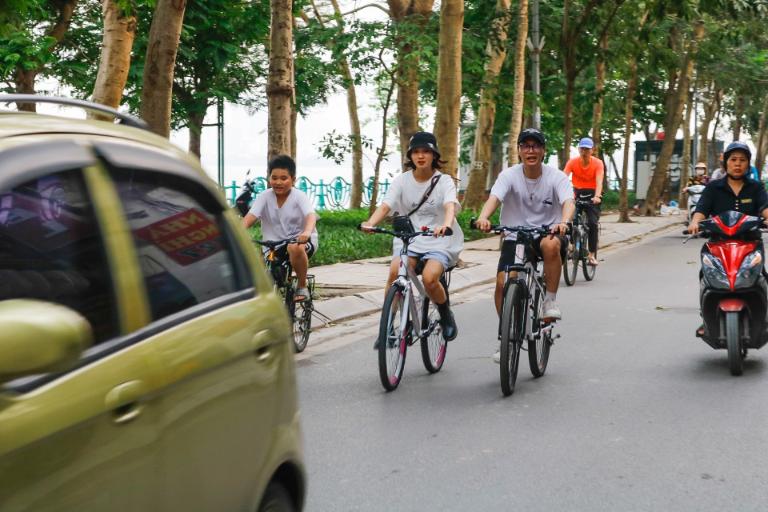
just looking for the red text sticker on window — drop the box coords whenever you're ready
[134,208,223,266]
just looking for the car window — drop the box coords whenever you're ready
[109,168,250,321]
[0,169,119,341]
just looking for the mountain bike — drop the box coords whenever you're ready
[471,220,560,396]
[358,224,454,391]
[563,197,598,286]
[256,239,314,353]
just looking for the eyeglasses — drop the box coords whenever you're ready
[519,143,543,152]
[695,167,707,171]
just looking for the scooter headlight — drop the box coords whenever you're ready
[735,251,763,288]
[701,252,730,289]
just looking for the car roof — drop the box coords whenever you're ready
[0,110,218,192]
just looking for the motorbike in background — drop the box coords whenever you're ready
[688,211,768,375]
[235,170,255,217]
[684,184,706,224]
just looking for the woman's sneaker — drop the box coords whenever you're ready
[437,302,458,341]
[542,299,561,321]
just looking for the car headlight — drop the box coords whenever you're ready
[702,253,730,289]
[735,251,763,288]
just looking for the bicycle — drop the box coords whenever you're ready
[470,220,561,396]
[255,239,314,353]
[358,223,454,391]
[563,197,598,286]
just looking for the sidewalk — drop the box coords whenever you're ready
[309,212,686,328]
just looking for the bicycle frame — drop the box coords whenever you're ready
[501,246,549,342]
[393,243,436,342]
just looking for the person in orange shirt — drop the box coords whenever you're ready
[563,137,604,266]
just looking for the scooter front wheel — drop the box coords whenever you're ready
[725,311,745,376]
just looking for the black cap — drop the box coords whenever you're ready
[517,128,546,146]
[407,131,441,158]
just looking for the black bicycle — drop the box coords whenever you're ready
[471,220,560,396]
[358,224,453,391]
[563,198,598,286]
[256,239,314,353]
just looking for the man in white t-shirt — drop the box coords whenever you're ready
[475,128,574,359]
[243,155,318,302]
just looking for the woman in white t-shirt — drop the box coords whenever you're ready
[243,155,318,302]
[362,132,463,341]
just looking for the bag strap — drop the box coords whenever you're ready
[407,173,442,217]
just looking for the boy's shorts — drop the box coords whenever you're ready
[274,240,315,261]
[496,236,567,272]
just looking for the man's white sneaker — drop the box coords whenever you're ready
[493,349,501,364]
[542,299,561,321]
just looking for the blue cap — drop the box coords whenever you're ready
[578,137,594,149]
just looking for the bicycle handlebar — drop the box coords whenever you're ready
[357,223,453,238]
[469,218,551,236]
[255,238,300,250]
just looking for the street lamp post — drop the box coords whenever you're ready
[529,0,544,130]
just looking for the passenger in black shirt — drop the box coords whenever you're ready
[688,141,768,235]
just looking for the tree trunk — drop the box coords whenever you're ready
[433,0,464,178]
[463,0,512,210]
[13,0,78,112]
[679,89,693,207]
[328,0,363,208]
[187,109,204,158]
[619,55,638,223]
[506,0,528,166]
[91,0,136,117]
[696,85,720,164]
[369,65,397,216]
[388,0,435,159]
[140,0,187,138]
[756,96,768,176]
[591,30,608,150]
[642,22,704,216]
[266,0,294,159]
[733,95,744,140]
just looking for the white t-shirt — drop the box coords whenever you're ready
[490,164,573,240]
[247,188,318,248]
[383,171,464,265]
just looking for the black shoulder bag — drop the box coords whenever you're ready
[392,173,442,233]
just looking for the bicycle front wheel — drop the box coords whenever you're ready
[563,230,579,286]
[420,296,447,373]
[292,300,312,353]
[527,286,551,377]
[582,221,597,282]
[378,285,409,391]
[500,282,524,396]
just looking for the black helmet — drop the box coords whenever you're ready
[407,131,440,159]
[517,128,546,146]
[723,141,751,164]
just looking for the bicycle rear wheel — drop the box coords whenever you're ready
[500,282,524,396]
[378,285,409,391]
[563,229,579,286]
[527,286,551,377]
[420,296,447,373]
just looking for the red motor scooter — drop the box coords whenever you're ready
[690,211,768,375]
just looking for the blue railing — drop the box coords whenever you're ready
[223,176,390,210]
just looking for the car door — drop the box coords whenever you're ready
[0,141,163,511]
[98,143,293,511]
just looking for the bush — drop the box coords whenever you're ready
[601,189,636,210]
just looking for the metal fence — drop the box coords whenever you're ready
[223,176,391,210]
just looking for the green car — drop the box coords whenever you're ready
[0,96,305,511]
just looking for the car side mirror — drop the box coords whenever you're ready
[0,299,93,384]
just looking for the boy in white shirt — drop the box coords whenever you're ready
[243,155,318,301]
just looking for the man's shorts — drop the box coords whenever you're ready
[497,236,568,273]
